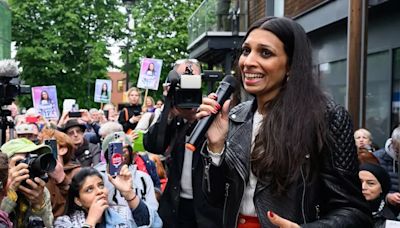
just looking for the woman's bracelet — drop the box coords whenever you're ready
[126,193,137,202]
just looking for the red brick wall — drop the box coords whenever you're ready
[248,0,266,26]
[247,0,326,25]
[107,71,126,106]
[285,0,325,18]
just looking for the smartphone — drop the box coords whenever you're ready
[68,111,82,118]
[71,103,79,112]
[108,142,123,177]
[44,139,58,159]
[26,116,39,123]
[103,110,109,120]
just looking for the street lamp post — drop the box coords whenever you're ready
[122,0,136,91]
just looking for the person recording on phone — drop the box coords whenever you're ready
[0,138,54,227]
[94,131,161,227]
[118,87,143,133]
[143,59,222,228]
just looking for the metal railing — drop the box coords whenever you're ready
[188,0,248,45]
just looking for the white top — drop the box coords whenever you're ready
[209,111,263,216]
[180,135,194,199]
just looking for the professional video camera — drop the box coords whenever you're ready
[166,65,225,109]
[0,59,31,146]
[166,64,202,109]
[0,59,31,106]
[16,153,56,185]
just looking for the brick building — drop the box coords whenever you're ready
[188,0,399,147]
[107,71,127,108]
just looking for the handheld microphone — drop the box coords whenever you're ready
[186,75,239,152]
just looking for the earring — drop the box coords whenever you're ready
[285,73,290,82]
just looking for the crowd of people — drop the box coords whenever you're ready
[1,16,399,227]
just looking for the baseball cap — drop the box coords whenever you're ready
[15,123,38,135]
[0,138,51,158]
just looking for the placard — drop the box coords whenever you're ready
[94,79,112,103]
[32,86,60,120]
[137,58,163,91]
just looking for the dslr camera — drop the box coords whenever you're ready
[166,64,202,109]
[16,153,56,185]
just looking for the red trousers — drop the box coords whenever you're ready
[237,214,261,228]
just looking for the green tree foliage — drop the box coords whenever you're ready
[10,0,125,109]
[126,0,202,99]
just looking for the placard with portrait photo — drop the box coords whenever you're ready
[32,86,60,120]
[137,58,163,90]
[94,79,112,103]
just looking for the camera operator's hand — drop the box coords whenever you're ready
[8,156,30,191]
[129,114,142,124]
[18,177,46,209]
[174,107,197,123]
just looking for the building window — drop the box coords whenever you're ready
[318,60,347,107]
[391,48,400,136]
[274,0,284,17]
[365,51,391,147]
[117,80,124,92]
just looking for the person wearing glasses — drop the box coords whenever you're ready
[61,119,101,167]
[144,59,223,228]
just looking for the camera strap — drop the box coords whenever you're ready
[154,96,172,154]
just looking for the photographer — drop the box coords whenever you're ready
[144,59,222,228]
[0,138,53,227]
[0,153,13,227]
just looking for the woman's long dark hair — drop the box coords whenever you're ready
[64,167,103,215]
[101,83,108,96]
[246,17,329,195]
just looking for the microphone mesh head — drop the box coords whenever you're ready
[0,59,19,78]
[222,75,239,89]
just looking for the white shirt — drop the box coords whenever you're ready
[209,111,263,216]
[180,135,194,199]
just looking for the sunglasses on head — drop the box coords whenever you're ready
[174,59,199,66]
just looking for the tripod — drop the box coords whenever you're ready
[0,108,15,147]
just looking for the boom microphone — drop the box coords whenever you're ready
[0,59,19,78]
[186,75,239,152]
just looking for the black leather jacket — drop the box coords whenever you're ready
[202,99,372,227]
